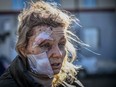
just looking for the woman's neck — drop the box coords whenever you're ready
[28,71,54,87]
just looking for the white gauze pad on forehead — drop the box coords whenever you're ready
[33,27,53,48]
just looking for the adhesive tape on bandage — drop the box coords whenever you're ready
[27,52,54,78]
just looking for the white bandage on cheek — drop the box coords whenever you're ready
[27,52,54,78]
[32,27,53,48]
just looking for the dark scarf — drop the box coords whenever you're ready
[9,55,81,87]
[9,55,43,87]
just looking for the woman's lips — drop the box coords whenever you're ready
[51,63,61,70]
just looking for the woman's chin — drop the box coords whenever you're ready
[53,69,60,75]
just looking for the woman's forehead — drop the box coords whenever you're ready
[33,26,65,37]
[51,30,65,41]
[31,26,66,43]
[33,25,65,32]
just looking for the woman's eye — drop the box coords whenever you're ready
[40,43,51,49]
[58,43,65,48]
[44,44,51,48]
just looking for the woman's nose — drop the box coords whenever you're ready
[49,45,62,58]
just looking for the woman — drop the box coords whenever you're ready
[0,1,83,87]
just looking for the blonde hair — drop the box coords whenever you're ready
[16,0,82,87]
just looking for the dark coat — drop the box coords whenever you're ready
[0,56,80,87]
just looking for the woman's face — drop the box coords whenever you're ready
[26,26,66,74]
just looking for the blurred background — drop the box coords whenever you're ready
[0,0,116,87]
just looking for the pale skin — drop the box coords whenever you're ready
[26,25,66,75]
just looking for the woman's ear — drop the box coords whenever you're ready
[20,47,27,57]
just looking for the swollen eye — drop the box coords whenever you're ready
[58,43,65,48]
[40,43,51,49]
[44,43,51,48]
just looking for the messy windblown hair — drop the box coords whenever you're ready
[16,0,83,87]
